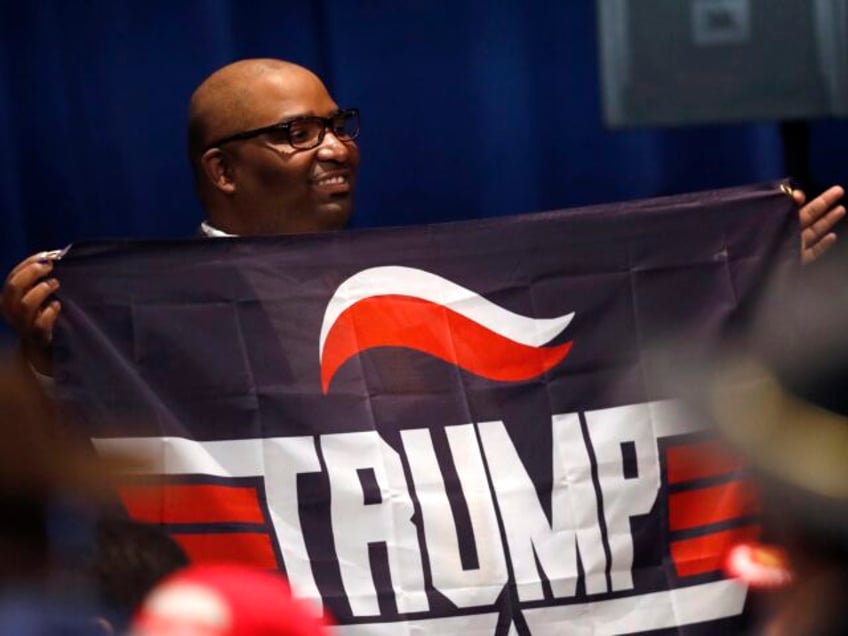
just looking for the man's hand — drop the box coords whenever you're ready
[1,251,63,374]
[793,185,845,264]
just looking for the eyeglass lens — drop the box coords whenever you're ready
[288,111,359,149]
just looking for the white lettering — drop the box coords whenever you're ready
[321,431,428,616]
[477,419,601,601]
[551,412,608,594]
[402,425,508,607]
[97,398,712,626]
[263,437,324,606]
[584,402,663,591]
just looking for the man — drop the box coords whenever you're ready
[187,58,359,237]
[0,58,843,373]
[2,58,360,374]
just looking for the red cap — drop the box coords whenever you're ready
[724,541,793,590]
[130,563,329,636]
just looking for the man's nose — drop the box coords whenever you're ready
[316,130,351,161]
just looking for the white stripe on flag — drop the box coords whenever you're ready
[92,436,265,477]
[333,613,499,635]
[522,579,747,635]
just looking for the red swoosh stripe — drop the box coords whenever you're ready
[321,295,573,393]
[118,483,278,569]
[666,440,745,484]
[664,439,761,578]
[669,480,760,531]
[174,533,278,569]
[118,484,265,525]
[671,525,761,578]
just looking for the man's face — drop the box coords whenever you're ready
[224,69,359,235]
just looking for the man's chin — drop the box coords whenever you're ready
[314,200,352,232]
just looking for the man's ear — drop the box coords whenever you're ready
[200,148,236,195]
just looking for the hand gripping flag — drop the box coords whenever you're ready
[54,182,799,635]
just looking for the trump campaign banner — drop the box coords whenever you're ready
[54,182,798,634]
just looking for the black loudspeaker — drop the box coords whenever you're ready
[597,0,848,127]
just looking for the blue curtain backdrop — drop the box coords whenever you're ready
[2,0,848,342]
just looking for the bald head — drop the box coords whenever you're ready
[186,58,360,236]
[187,59,324,176]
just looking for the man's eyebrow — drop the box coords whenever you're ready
[270,114,305,125]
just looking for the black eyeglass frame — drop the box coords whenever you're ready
[205,108,360,151]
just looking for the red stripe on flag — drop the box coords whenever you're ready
[118,484,265,525]
[173,532,278,569]
[666,440,745,485]
[668,480,760,531]
[671,525,761,577]
[321,295,572,393]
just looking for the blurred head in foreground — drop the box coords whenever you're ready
[703,248,848,635]
[88,517,189,633]
[131,563,328,636]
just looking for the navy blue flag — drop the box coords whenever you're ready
[54,182,798,634]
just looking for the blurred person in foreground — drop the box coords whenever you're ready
[0,58,843,379]
[86,517,189,634]
[0,352,113,633]
[0,354,192,634]
[130,562,329,636]
[696,241,848,635]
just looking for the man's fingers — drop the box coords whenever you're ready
[799,185,845,229]
[2,260,54,322]
[32,300,62,344]
[4,260,54,303]
[792,189,806,206]
[803,204,846,246]
[802,233,837,265]
[17,278,60,333]
[801,200,844,264]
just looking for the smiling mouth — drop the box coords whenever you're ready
[315,175,347,186]
[313,174,352,195]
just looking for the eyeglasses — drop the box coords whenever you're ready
[206,108,360,151]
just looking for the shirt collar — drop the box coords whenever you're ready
[199,221,236,238]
